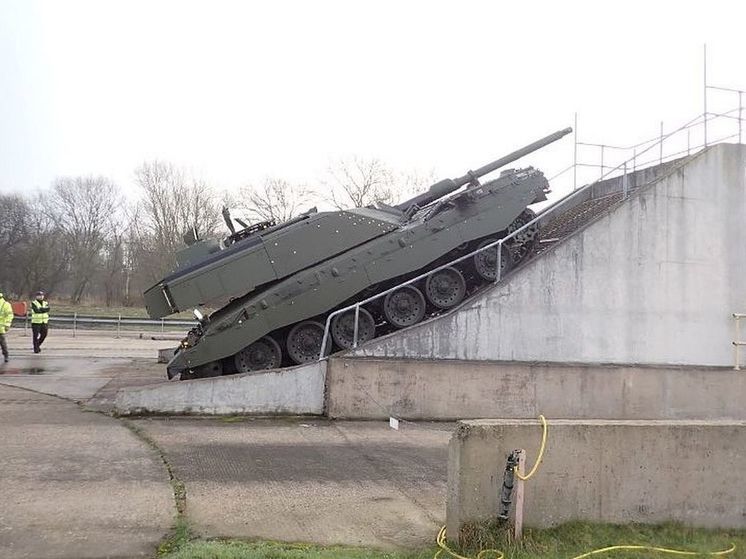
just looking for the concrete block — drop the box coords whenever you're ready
[116,361,326,415]
[157,347,178,364]
[326,358,745,421]
[447,419,746,545]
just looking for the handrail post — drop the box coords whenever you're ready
[735,315,741,371]
[117,314,121,339]
[573,113,578,191]
[622,162,629,198]
[739,91,743,144]
[659,121,664,164]
[600,144,605,180]
[353,304,360,348]
[495,242,503,283]
[161,318,164,333]
[73,312,77,338]
[320,314,333,360]
[703,44,708,147]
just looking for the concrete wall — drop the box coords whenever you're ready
[447,419,746,543]
[352,144,746,367]
[326,357,745,420]
[116,361,326,415]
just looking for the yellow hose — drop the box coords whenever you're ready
[435,525,504,559]
[514,414,547,481]
[435,526,735,559]
[567,543,737,558]
[435,414,736,559]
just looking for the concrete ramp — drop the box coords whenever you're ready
[115,361,326,415]
[350,144,746,367]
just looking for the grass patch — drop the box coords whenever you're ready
[161,539,431,559]
[219,415,249,423]
[158,517,193,556]
[159,522,744,559]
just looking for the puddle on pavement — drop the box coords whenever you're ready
[0,366,60,375]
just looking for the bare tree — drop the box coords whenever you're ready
[48,176,121,303]
[240,178,314,223]
[17,193,70,298]
[0,194,30,297]
[134,160,221,279]
[324,156,396,209]
[397,168,437,201]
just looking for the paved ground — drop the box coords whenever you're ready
[0,383,174,559]
[137,418,451,550]
[0,330,170,410]
[0,330,453,557]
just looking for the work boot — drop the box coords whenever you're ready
[3,356,7,363]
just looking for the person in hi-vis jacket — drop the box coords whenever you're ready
[31,290,50,353]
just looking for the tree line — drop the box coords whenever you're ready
[0,158,433,306]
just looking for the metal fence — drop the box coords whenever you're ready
[320,89,746,359]
[14,313,195,338]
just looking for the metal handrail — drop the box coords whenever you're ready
[319,105,745,360]
[577,108,742,152]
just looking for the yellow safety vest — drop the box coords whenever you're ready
[31,300,49,324]
[0,298,12,333]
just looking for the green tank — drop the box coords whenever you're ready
[144,128,571,379]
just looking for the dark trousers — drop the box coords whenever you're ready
[32,323,48,352]
[0,333,7,359]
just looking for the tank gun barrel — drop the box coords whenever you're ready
[396,127,572,212]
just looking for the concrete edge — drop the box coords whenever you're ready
[115,360,327,416]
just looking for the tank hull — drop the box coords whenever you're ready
[167,167,549,376]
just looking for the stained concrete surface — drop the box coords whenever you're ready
[136,418,452,550]
[0,330,169,410]
[0,383,174,559]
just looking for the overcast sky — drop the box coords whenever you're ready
[1,0,745,202]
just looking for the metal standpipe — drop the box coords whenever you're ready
[622,162,629,198]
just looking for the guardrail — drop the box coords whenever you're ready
[734,314,746,371]
[13,314,195,338]
[319,101,745,358]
